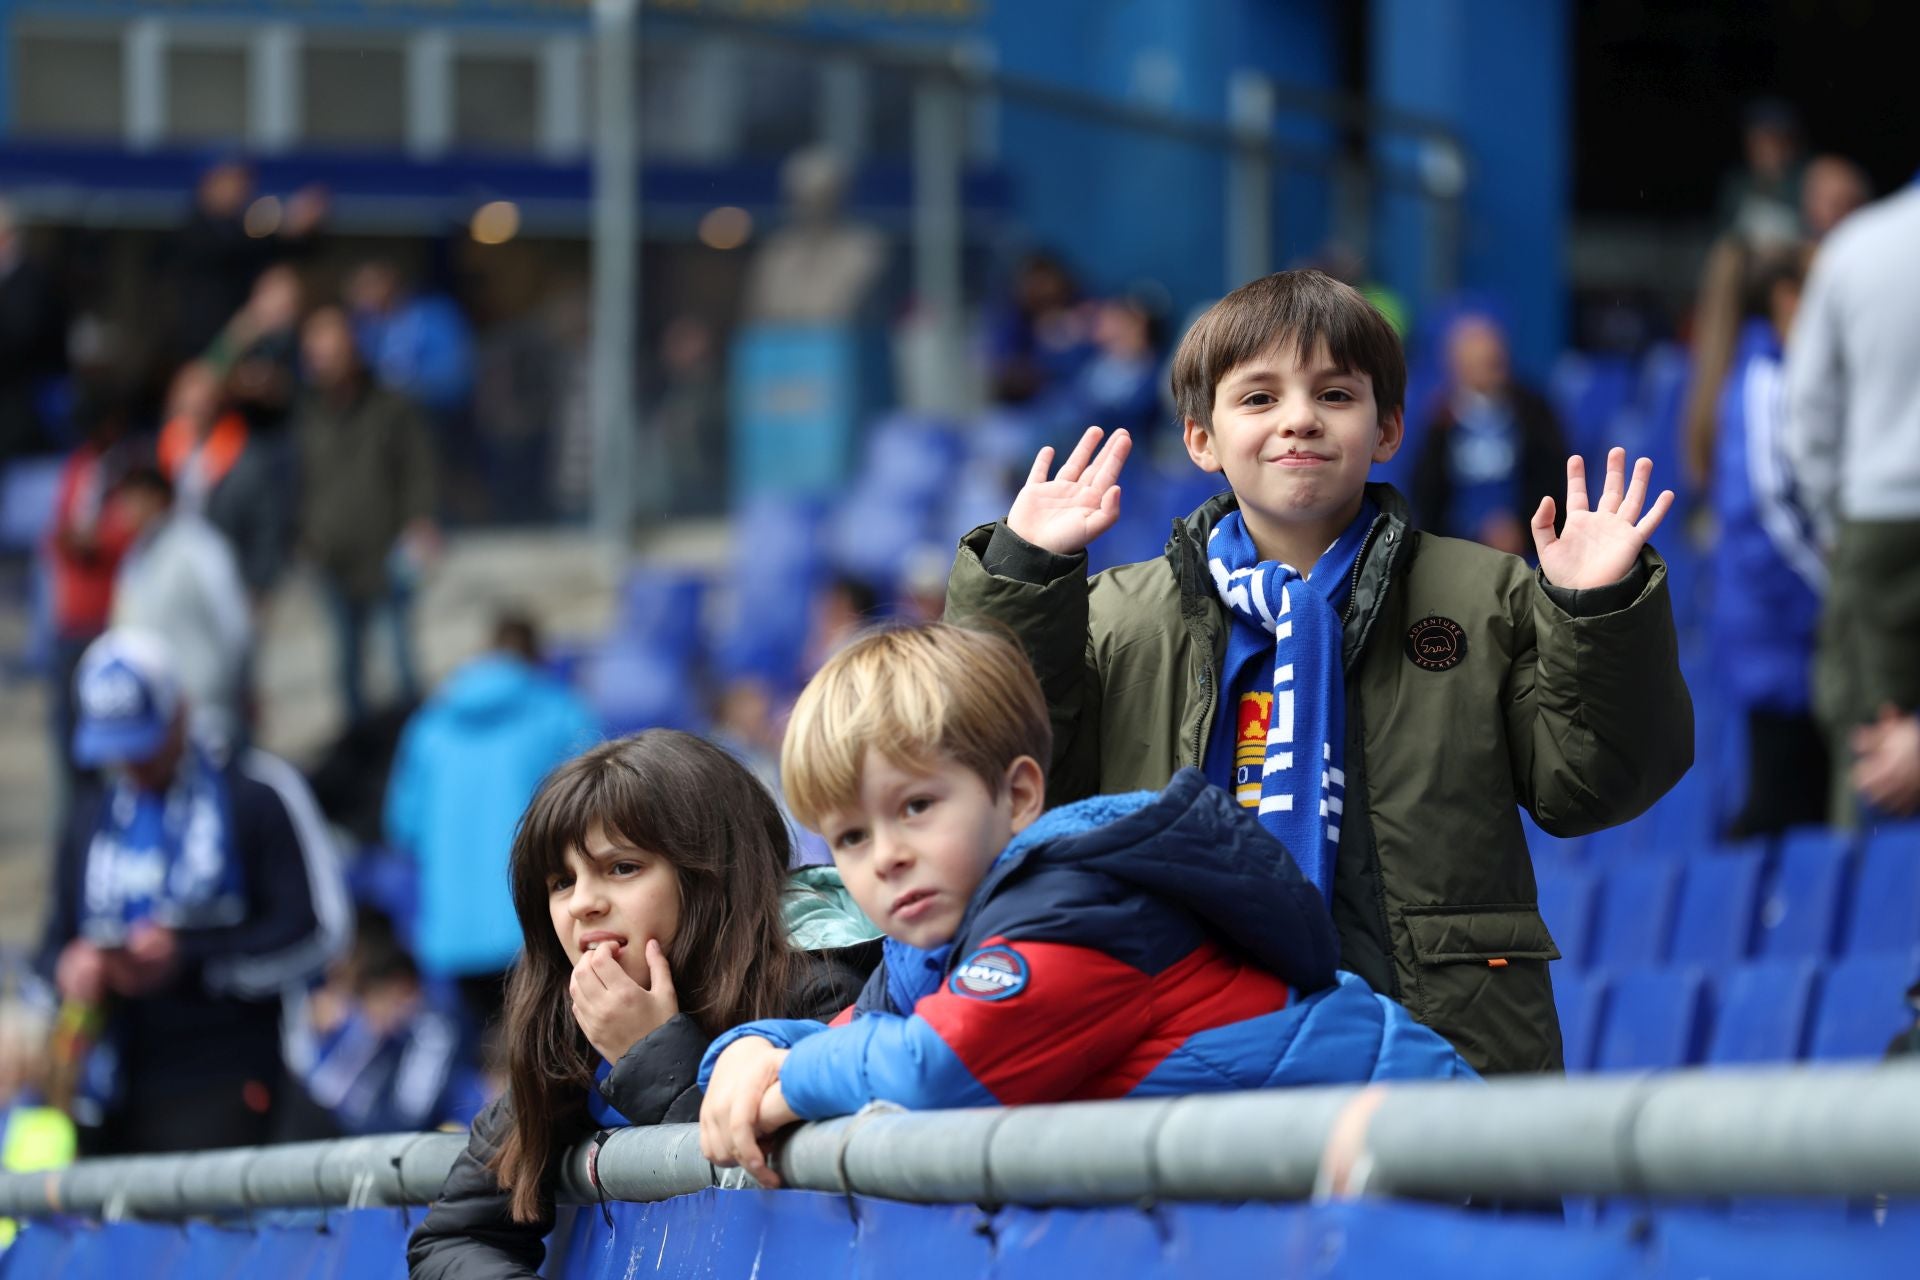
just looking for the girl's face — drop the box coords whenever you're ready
[547,821,682,985]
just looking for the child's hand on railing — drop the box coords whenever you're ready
[700,1037,792,1188]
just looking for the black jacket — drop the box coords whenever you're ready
[407,948,872,1280]
[1409,383,1569,540]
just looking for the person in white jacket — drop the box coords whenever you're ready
[1783,182,1920,820]
[107,463,252,758]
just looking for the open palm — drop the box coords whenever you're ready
[1531,448,1674,590]
[1007,426,1133,556]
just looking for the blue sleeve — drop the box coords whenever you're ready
[776,1012,998,1120]
[696,1018,830,1090]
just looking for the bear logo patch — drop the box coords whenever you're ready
[1405,616,1468,672]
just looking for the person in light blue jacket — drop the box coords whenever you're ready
[384,614,599,1024]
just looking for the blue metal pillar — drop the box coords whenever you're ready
[1369,0,1569,378]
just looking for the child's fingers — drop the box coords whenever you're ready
[1599,446,1627,512]
[728,1093,771,1184]
[643,939,676,1005]
[1619,456,1653,524]
[1564,455,1589,513]
[1529,496,1557,551]
[1634,489,1675,538]
[1054,426,1104,484]
[1088,428,1132,489]
[1025,445,1055,488]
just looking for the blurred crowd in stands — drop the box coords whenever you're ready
[0,91,1917,1163]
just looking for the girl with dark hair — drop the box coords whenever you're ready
[408,731,872,1278]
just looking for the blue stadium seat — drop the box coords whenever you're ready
[1754,830,1852,960]
[1845,824,1920,956]
[1535,862,1596,969]
[1669,845,1765,966]
[1707,958,1818,1064]
[1591,859,1680,969]
[1645,771,1714,858]
[1553,968,1606,1072]
[1808,949,1920,1060]
[1594,967,1708,1071]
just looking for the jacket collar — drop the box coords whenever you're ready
[1164,482,1414,672]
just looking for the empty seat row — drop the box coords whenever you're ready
[1537,824,1920,970]
[1553,949,1920,1073]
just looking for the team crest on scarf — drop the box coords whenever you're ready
[1204,504,1374,901]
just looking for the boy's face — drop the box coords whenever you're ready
[818,749,1045,950]
[1184,340,1403,546]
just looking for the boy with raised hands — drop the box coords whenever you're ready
[944,268,1692,1076]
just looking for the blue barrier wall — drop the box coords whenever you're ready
[6,1191,1916,1278]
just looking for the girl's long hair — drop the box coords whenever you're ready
[488,730,800,1222]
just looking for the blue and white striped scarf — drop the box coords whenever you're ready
[1203,501,1376,903]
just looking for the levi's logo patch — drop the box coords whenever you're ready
[949,946,1029,1001]
[1404,615,1467,671]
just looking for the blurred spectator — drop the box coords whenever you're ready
[157,362,288,600]
[383,612,597,1029]
[288,908,468,1136]
[295,305,440,726]
[1053,295,1166,441]
[346,260,476,518]
[895,544,951,624]
[1784,182,1920,822]
[106,463,252,756]
[710,674,829,867]
[35,630,348,1154]
[471,290,577,524]
[742,147,887,325]
[1410,313,1569,555]
[1717,98,1805,246]
[346,260,474,421]
[802,573,881,677]
[1705,246,1829,837]
[0,199,68,463]
[648,315,728,517]
[984,251,1095,407]
[169,160,323,360]
[209,262,306,440]
[44,389,137,801]
[1801,154,1872,241]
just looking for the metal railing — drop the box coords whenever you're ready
[5,1063,1920,1221]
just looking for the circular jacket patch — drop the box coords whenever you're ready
[1405,615,1468,671]
[949,946,1029,1001]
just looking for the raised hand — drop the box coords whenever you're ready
[1006,426,1132,556]
[1531,448,1674,591]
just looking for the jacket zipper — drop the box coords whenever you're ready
[1341,519,1385,629]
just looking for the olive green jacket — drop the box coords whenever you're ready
[946,484,1693,1075]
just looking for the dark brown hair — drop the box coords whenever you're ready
[1170,268,1406,429]
[489,730,800,1222]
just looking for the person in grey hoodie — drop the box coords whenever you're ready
[1784,182,1920,819]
